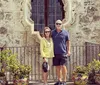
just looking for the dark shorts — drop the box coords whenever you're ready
[53,54,68,66]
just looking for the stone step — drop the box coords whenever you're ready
[29,82,100,85]
[8,81,74,85]
[8,81,98,85]
[29,83,99,85]
[29,82,74,85]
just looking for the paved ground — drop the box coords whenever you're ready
[29,83,99,85]
[8,81,99,85]
[29,82,74,85]
[29,82,98,85]
[8,81,74,85]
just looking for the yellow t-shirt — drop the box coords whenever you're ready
[40,37,54,58]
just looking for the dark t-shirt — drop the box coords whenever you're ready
[52,29,69,55]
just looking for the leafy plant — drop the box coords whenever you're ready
[0,49,31,79]
[9,64,31,79]
[98,53,100,56]
[6,52,31,79]
[73,66,88,75]
[87,59,100,73]
[0,49,14,76]
[87,59,100,84]
[72,66,88,85]
[72,54,100,84]
[18,65,31,78]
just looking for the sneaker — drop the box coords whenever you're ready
[63,82,66,85]
[60,82,63,85]
[44,83,48,85]
[54,81,63,85]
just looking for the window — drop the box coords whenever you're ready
[31,0,64,33]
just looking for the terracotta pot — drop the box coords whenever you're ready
[72,73,88,85]
[13,78,28,85]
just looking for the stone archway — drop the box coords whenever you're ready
[24,0,79,45]
[23,0,81,81]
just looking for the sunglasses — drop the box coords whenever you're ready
[56,23,62,25]
[45,31,50,33]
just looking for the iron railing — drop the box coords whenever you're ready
[0,43,100,82]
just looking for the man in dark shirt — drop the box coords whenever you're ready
[52,20,71,85]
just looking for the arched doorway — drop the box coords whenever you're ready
[31,0,64,33]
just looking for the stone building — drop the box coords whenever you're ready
[0,0,100,47]
[0,0,100,81]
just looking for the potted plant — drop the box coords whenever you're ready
[94,69,100,84]
[94,53,100,84]
[0,49,31,85]
[72,66,88,85]
[10,64,31,85]
[0,49,12,85]
[87,59,100,84]
[7,54,31,85]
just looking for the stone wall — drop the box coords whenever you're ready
[0,0,100,47]
[0,0,100,80]
[63,0,100,45]
[62,0,100,76]
[0,0,36,47]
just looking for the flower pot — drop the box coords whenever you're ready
[72,73,88,85]
[94,74,100,84]
[13,78,28,85]
[0,76,6,85]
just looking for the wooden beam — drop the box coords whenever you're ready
[44,0,49,26]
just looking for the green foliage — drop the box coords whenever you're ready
[0,49,16,76]
[9,64,31,79]
[87,59,100,73]
[0,49,31,79]
[98,53,100,56]
[73,66,88,75]
[6,51,32,79]
[73,59,100,75]
[0,50,11,61]
[18,65,31,78]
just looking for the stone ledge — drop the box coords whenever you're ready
[7,81,98,85]
[8,81,74,85]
